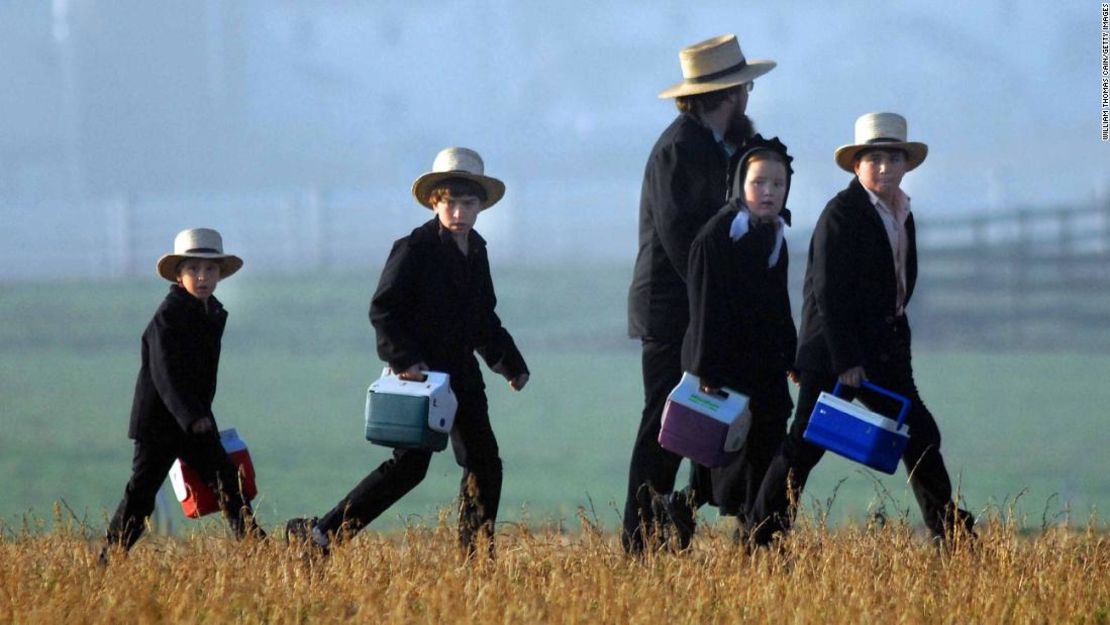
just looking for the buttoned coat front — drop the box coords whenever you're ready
[370,218,528,390]
[128,285,226,441]
[794,177,918,375]
[681,205,797,415]
[627,113,736,341]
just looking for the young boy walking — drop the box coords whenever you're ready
[100,228,264,563]
[287,147,529,557]
[747,113,975,547]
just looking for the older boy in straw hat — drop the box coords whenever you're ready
[100,228,264,564]
[747,112,976,548]
[287,147,529,557]
[624,33,775,554]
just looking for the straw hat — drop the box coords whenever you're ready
[411,147,505,210]
[657,34,776,99]
[834,112,928,172]
[156,228,243,282]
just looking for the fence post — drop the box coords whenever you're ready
[1013,209,1031,347]
[1102,198,1110,255]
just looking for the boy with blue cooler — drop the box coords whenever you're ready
[748,113,975,547]
[100,228,264,563]
[287,147,529,557]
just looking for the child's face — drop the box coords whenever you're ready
[854,149,907,199]
[177,258,222,301]
[432,192,481,237]
[743,158,787,222]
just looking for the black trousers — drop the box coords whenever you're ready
[690,412,788,524]
[621,338,687,553]
[318,386,502,551]
[105,432,259,551]
[749,317,974,544]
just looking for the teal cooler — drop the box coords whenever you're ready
[802,381,910,474]
[365,368,457,451]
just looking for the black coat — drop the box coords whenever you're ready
[370,218,528,391]
[795,177,918,375]
[628,113,737,341]
[129,285,226,441]
[681,206,797,416]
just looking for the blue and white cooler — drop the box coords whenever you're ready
[802,381,911,474]
[365,368,458,451]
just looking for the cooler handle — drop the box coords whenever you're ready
[698,384,729,399]
[832,381,911,428]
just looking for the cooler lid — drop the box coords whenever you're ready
[427,390,458,433]
[168,460,189,502]
[369,367,453,398]
[815,393,909,435]
[666,372,750,425]
[219,428,248,454]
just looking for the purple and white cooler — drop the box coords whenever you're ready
[802,381,910,474]
[658,372,752,468]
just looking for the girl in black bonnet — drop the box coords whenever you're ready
[676,135,800,545]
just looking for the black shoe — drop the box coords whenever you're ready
[933,508,977,554]
[649,493,672,548]
[933,527,978,554]
[732,520,747,546]
[285,517,328,556]
[653,491,696,551]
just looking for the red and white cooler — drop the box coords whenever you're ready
[168,428,258,518]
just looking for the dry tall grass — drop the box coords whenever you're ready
[2,507,1106,624]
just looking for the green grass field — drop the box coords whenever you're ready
[2,266,1107,535]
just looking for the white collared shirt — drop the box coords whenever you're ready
[729,208,786,267]
[710,128,737,158]
[863,186,912,315]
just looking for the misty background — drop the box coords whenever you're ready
[2,2,1109,529]
[1,1,1106,278]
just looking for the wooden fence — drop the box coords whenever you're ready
[786,202,1110,352]
[4,191,1108,352]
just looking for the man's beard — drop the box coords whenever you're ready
[724,112,755,147]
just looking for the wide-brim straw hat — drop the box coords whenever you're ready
[156,228,243,282]
[411,147,505,210]
[834,112,929,172]
[657,34,776,99]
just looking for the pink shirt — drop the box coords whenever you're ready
[863,187,911,315]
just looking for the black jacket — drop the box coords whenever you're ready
[129,285,226,440]
[795,177,918,375]
[370,218,528,391]
[681,205,797,416]
[628,113,738,340]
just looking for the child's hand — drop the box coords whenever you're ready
[191,417,215,434]
[837,365,867,388]
[508,373,529,391]
[397,363,429,381]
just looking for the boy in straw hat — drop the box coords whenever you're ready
[747,112,975,548]
[286,147,529,558]
[100,228,264,564]
[624,33,775,554]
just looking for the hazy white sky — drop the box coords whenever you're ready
[1,1,1105,275]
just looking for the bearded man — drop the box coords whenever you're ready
[623,33,775,554]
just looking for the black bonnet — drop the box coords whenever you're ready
[729,134,794,226]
